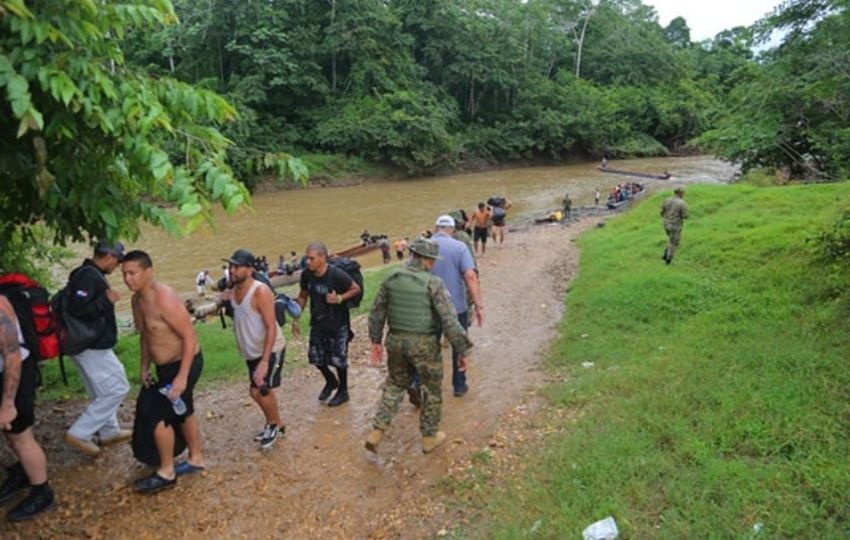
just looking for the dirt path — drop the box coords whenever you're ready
[1,217,601,539]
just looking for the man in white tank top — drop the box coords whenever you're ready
[221,249,286,449]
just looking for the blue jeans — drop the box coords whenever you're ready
[413,311,469,394]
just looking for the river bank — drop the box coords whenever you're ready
[2,214,603,538]
[471,183,850,537]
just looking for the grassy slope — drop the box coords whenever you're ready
[486,184,850,538]
[38,263,400,401]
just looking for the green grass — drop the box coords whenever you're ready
[482,183,850,538]
[38,263,400,401]
[299,153,394,182]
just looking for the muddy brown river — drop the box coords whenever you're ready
[125,156,735,295]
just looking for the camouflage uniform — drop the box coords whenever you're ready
[661,191,689,262]
[369,260,472,436]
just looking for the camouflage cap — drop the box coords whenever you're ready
[448,210,463,223]
[408,238,441,260]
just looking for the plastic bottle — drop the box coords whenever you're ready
[159,384,187,415]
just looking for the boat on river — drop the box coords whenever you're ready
[333,241,381,258]
[607,184,647,209]
[598,167,671,180]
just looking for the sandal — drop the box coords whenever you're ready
[134,472,176,494]
[175,461,206,476]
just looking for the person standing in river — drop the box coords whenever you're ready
[221,249,286,449]
[293,242,361,407]
[365,239,473,454]
[661,187,689,264]
[470,202,491,256]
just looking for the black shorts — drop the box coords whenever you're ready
[0,357,37,434]
[155,351,204,422]
[473,227,488,242]
[246,349,284,389]
[492,216,505,227]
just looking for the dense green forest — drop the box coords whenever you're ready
[2,0,848,266]
[122,0,752,179]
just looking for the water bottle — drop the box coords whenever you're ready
[159,384,187,415]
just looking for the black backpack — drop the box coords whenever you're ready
[329,257,364,309]
[487,196,506,208]
[220,272,298,327]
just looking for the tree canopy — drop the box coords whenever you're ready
[0,0,303,272]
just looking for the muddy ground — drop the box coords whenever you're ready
[1,214,604,539]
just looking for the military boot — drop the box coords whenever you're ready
[422,431,447,453]
[365,429,384,453]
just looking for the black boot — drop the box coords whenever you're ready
[327,367,349,407]
[317,366,338,401]
[6,483,54,522]
[0,462,29,504]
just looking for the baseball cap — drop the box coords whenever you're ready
[222,248,256,267]
[95,240,126,261]
[674,187,685,194]
[435,215,456,228]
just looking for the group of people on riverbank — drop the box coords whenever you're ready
[0,207,489,519]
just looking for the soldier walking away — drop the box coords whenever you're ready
[122,251,206,493]
[661,187,689,264]
[293,242,361,407]
[0,295,55,521]
[62,240,132,457]
[365,239,473,454]
[221,249,286,449]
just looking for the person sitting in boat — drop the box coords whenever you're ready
[277,255,287,275]
[287,251,299,275]
[360,230,372,246]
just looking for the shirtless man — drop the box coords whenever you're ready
[470,202,491,256]
[122,250,205,493]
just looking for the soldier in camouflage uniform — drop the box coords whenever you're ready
[661,187,689,264]
[365,239,473,454]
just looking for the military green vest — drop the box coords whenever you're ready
[385,268,438,334]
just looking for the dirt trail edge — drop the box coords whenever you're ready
[1,217,602,539]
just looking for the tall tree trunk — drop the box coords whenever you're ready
[330,0,337,92]
[574,6,595,79]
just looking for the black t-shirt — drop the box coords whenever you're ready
[300,265,354,332]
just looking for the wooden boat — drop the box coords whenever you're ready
[607,185,647,209]
[333,242,381,258]
[598,167,671,180]
[270,270,302,288]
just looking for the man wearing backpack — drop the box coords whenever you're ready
[0,294,54,520]
[62,241,131,456]
[292,242,361,407]
[220,249,286,449]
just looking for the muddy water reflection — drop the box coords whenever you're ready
[129,156,735,294]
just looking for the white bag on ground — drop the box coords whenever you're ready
[582,516,619,540]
